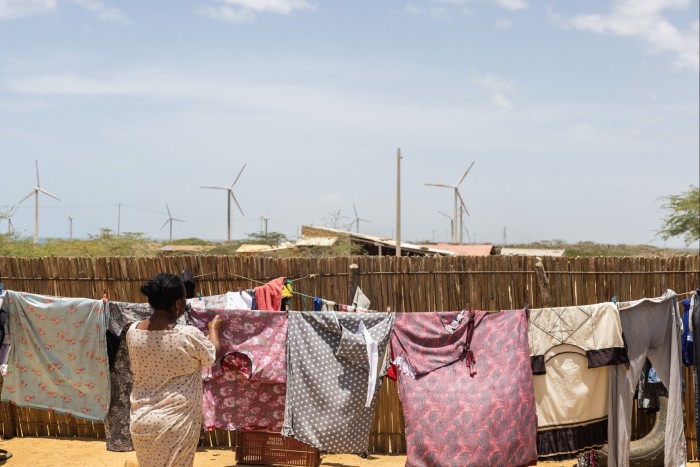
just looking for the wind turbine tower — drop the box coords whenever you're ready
[160,204,185,242]
[18,160,61,244]
[425,161,475,244]
[5,205,17,235]
[68,210,74,240]
[201,163,247,242]
[349,203,370,233]
[438,211,453,242]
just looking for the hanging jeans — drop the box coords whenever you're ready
[607,290,686,467]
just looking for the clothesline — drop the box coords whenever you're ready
[225,272,344,308]
[6,287,699,304]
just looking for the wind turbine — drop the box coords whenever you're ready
[18,160,61,244]
[160,204,185,242]
[68,210,74,240]
[425,161,475,244]
[438,211,453,242]
[5,205,17,235]
[260,216,269,236]
[348,203,370,233]
[201,163,246,242]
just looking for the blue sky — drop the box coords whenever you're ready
[0,0,698,248]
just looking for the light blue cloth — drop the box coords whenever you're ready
[0,291,110,421]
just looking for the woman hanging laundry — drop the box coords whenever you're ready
[126,273,222,467]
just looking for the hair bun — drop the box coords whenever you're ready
[140,282,154,297]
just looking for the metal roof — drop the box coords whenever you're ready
[300,226,455,256]
[500,247,566,257]
[420,243,495,256]
[295,236,338,247]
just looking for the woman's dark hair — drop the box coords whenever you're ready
[140,273,186,310]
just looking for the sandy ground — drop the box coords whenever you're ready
[0,437,697,467]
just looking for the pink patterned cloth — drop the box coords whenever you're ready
[188,308,287,432]
[391,309,538,467]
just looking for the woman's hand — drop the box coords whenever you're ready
[208,315,223,333]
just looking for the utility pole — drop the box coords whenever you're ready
[395,148,402,257]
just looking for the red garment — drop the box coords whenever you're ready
[385,345,397,381]
[391,309,538,467]
[255,277,284,311]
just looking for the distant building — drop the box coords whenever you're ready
[236,242,295,256]
[419,243,495,256]
[299,226,455,256]
[500,247,565,257]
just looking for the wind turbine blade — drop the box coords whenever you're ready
[166,204,172,217]
[438,211,452,219]
[457,161,476,186]
[18,190,36,204]
[424,183,454,188]
[360,218,371,223]
[173,218,185,223]
[353,203,358,219]
[36,160,40,186]
[38,188,61,201]
[456,190,470,216]
[348,219,357,228]
[201,186,228,190]
[160,219,170,230]
[231,163,247,188]
[231,191,244,216]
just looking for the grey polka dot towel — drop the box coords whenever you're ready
[282,311,395,453]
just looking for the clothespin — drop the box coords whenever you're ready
[102,291,109,303]
[612,296,617,305]
[197,292,202,301]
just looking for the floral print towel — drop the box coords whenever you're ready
[0,291,110,422]
[188,308,287,431]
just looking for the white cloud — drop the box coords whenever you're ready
[406,3,461,19]
[0,0,56,19]
[495,0,527,11]
[470,72,517,109]
[550,0,699,72]
[72,0,130,24]
[409,0,523,18]
[0,0,129,23]
[495,18,511,29]
[199,0,314,23]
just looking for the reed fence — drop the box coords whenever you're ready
[0,254,698,458]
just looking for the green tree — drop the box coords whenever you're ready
[245,231,288,246]
[657,185,700,245]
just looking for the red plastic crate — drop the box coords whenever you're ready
[234,431,321,467]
